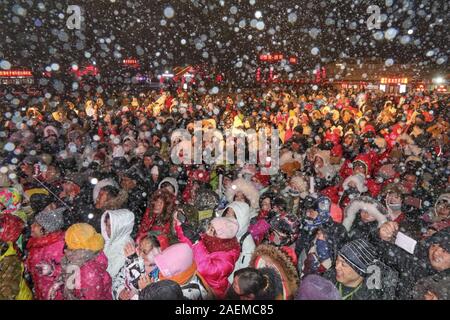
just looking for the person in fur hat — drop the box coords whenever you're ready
[225,178,260,218]
[173,215,241,299]
[312,150,338,191]
[342,196,388,241]
[279,174,309,217]
[92,184,129,232]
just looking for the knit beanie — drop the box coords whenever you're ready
[210,217,239,239]
[338,239,378,277]
[35,207,65,233]
[65,223,104,252]
[426,227,450,253]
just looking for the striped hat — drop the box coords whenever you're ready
[338,239,378,276]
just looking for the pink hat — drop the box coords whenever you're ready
[211,217,239,239]
[155,243,193,278]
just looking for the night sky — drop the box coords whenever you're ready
[0,0,448,83]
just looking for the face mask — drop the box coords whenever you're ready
[387,203,402,211]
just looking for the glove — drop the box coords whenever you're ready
[36,262,55,276]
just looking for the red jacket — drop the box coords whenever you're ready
[55,251,112,300]
[175,225,240,299]
[26,231,65,300]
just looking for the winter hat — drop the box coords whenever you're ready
[0,213,24,243]
[158,177,179,195]
[426,227,450,253]
[139,280,185,300]
[29,193,54,213]
[155,243,194,278]
[269,214,300,246]
[352,154,372,176]
[435,194,450,217]
[339,239,378,277]
[226,178,260,209]
[342,173,368,193]
[295,274,341,300]
[65,223,104,252]
[43,125,59,138]
[210,217,239,239]
[35,207,65,233]
[0,187,22,215]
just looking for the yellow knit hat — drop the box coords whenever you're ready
[65,223,104,252]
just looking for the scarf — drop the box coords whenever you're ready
[202,234,240,253]
[159,261,197,285]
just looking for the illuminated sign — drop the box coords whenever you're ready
[259,54,286,62]
[0,70,33,77]
[123,59,139,65]
[380,77,408,84]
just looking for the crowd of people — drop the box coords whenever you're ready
[0,85,449,300]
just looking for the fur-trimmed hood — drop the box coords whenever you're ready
[342,173,368,193]
[226,178,260,209]
[158,177,179,196]
[249,244,299,300]
[342,196,388,232]
[101,189,129,211]
[93,178,118,203]
[396,133,422,156]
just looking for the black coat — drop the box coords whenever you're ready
[369,231,439,299]
[323,267,397,300]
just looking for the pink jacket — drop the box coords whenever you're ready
[175,225,240,299]
[56,251,112,300]
[26,231,65,300]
